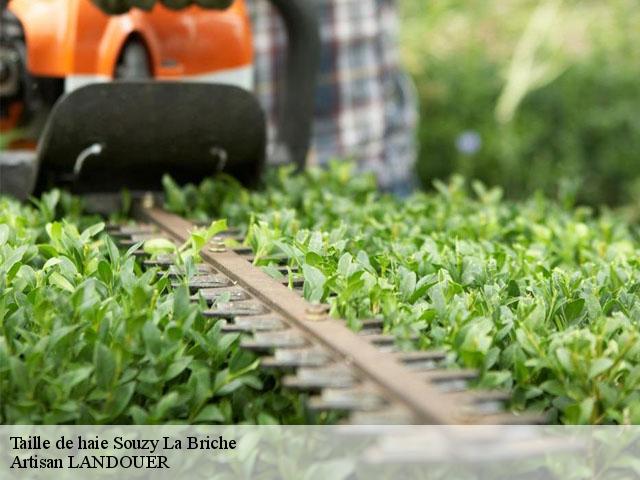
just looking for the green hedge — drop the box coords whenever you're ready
[164,164,640,424]
[413,50,640,206]
[405,2,640,206]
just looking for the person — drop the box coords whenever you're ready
[248,0,418,194]
[34,0,419,193]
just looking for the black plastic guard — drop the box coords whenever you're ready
[35,82,265,193]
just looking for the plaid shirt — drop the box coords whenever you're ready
[248,0,418,191]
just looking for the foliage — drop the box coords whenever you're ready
[0,192,307,424]
[400,0,640,206]
[165,163,640,424]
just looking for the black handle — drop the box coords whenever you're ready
[265,0,320,170]
[90,0,320,170]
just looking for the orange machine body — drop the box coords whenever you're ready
[1,0,253,144]
[8,0,253,87]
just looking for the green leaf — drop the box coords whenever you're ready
[46,222,63,243]
[59,365,94,390]
[49,272,75,293]
[556,348,573,372]
[111,382,136,418]
[43,258,63,270]
[206,219,228,239]
[399,268,417,300]
[153,391,180,420]
[217,375,262,396]
[589,358,614,379]
[302,264,326,302]
[507,280,520,298]
[165,356,193,381]
[308,231,323,253]
[80,222,105,242]
[104,235,120,263]
[144,238,176,256]
[126,241,144,258]
[337,252,352,276]
[461,318,493,355]
[229,349,255,374]
[193,404,224,423]
[173,285,192,323]
[97,259,113,284]
[261,264,284,279]
[0,224,9,246]
[540,380,565,396]
[49,325,80,349]
[128,406,149,424]
[563,298,585,322]
[191,366,212,407]
[305,251,324,267]
[162,174,186,212]
[142,321,163,357]
[94,343,117,389]
[217,333,239,354]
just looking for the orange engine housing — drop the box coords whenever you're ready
[1,0,254,140]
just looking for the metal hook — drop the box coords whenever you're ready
[73,143,103,177]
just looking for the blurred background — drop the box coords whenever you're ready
[400,0,640,207]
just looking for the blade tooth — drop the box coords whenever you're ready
[401,358,441,372]
[244,254,290,265]
[395,350,448,371]
[143,254,177,267]
[308,386,387,412]
[356,321,383,336]
[362,333,419,344]
[118,234,168,247]
[357,333,398,352]
[421,369,479,381]
[261,346,332,368]
[165,264,217,278]
[203,300,269,318]
[396,350,447,362]
[261,347,331,368]
[135,233,164,241]
[276,265,299,275]
[451,391,511,417]
[221,315,286,333]
[360,318,384,330]
[452,390,511,404]
[283,364,356,390]
[121,224,156,234]
[174,274,232,292]
[280,276,305,288]
[108,224,156,236]
[192,286,249,303]
[420,369,479,393]
[240,330,308,351]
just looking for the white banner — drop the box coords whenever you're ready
[2,425,639,479]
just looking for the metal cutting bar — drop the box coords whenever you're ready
[133,204,465,424]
